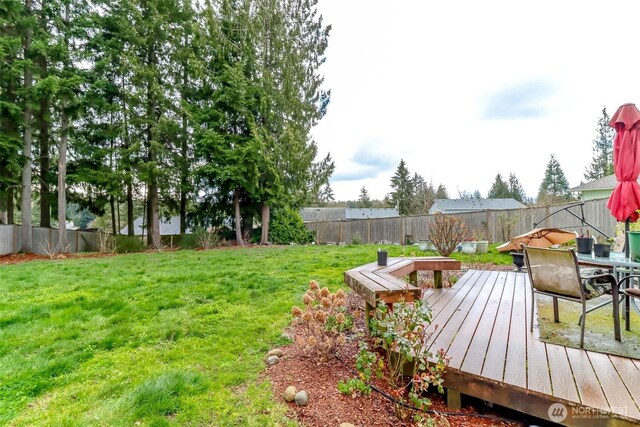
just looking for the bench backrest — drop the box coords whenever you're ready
[524,246,584,299]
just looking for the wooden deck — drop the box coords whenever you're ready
[425,269,640,426]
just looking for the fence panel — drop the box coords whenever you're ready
[0,225,104,255]
[0,225,14,255]
[304,199,618,245]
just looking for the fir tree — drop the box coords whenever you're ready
[488,174,510,198]
[390,159,414,215]
[358,186,372,208]
[537,154,573,205]
[585,107,614,181]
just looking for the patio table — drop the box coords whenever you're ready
[576,252,640,322]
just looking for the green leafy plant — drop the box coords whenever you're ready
[337,377,371,397]
[370,299,449,422]
[115,235,147,253]
[427,213,469,256]
[269,208,314,244]
[291,280,352,361]
[351,231,362,245]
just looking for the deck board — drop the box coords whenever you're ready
[524,276,553,395]
[459,272,506,376]
[481,272,513,382]
[420,269,640,426]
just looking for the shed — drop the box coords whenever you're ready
[119,216,191,235]
[428,198,526,215]
[300,207,399,223]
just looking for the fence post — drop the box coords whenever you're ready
[367,219,371,243]
[339,222,343,243]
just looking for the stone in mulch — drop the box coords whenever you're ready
[266,355,280,366]
[294,390,309,406]
[283,386,297,402]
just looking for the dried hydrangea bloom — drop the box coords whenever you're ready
[315,310,327,322]
[302,311,313,323]
[336,312,345,324]
[337,335,346,345]
[321,297,331,309]
[307,335,318,348]
[335,289,346,299]
[319,287,330,298]
[309,280,319,290]
[291,306,303,317]
[303,293,313,305]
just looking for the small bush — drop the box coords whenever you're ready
[291,280,352,361]
[427,213,469,256]
[269,208,313,244]
[337,377,370,397]
[370,299,449,421]
[194,227,221,250]
[115,235,147,253]
[351,232,362,245]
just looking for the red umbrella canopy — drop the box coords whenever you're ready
[607,103,640,222]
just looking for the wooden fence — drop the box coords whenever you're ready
[305,199,618,245]
[0,225,102,255]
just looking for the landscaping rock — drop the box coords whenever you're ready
[294,390,309,406]
[281,332,293,341]
[339,424,355,427]
[283,385,297,402]
[266,355,280,366]
[267,348,283,358]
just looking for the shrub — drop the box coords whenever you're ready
[291,280,352,361]
[194,227,221,250]
[269,208,313,244]
[115,235,147,253]
[427,213,469,256]
[351,231,362,245]
[337,377,370,397]
[370,299,449,421]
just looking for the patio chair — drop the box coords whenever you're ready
[524,246,622,348]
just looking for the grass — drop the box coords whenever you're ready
[0,243,513,426]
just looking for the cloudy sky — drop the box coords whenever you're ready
[311,0,640,201]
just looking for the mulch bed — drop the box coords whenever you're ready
[266,263,531,427]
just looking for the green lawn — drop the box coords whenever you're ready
[0,244,512,426]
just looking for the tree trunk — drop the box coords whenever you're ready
[179,55,188,236]
[234,189,244,246]
[37,53,50,228]
[57,2,70,253]
[127,181,134,236]
[21,0,34,253]
[149,179,160,249]
[7,188,13,224]
[260,203,270,245]
[57,101,68,252]
[110,195,116,235]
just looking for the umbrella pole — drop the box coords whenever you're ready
[626,219,630,258]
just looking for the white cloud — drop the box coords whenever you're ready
[311,0,640,201]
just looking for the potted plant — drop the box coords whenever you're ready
[509,244,525,272]
[593,237,612,258]
[575,230,595,255]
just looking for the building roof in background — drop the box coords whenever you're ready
[300,207,399,222]
[119,216,191,235]
[569,174,626,192]
[428,198,526,214]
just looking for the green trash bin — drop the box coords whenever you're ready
[628,231,640,261]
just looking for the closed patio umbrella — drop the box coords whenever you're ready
[496,228,578,252]
[606,103,640,256]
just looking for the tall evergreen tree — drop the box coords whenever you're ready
[507,173,526,203]
[537,154,572,205]
[488,173,510,198]
[390,159,413,215]
[358,186,371,208]
[435,184,448,199]
[585,107,614,181]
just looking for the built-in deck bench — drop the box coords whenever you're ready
[344,256,462,319]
